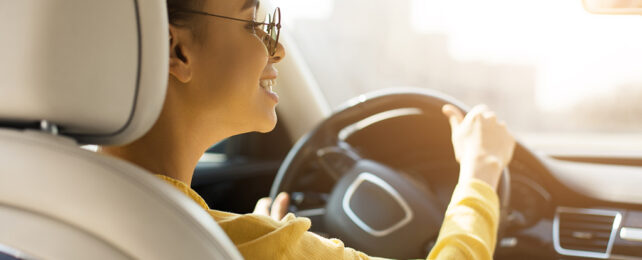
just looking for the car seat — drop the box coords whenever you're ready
[0,1,242,259]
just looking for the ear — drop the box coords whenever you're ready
[168,26,193,83]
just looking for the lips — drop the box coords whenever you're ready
[259,78,279,103]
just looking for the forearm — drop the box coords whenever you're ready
[427,179,500,260]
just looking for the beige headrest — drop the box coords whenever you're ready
[0,0,168,145]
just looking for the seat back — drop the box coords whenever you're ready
[0,1,242,259]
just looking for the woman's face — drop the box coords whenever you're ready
[170,0,285,137]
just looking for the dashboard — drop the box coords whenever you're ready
[497,149,642,259]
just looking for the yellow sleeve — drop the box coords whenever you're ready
[211,179,498,260]
[427,179,500,260]
[153,174,381,259]
[210,211,385,260]
[155,174,498,260]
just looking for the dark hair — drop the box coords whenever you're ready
[167,0,203,27]
[167,0,207,44]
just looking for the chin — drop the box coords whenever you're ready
[255,110,278,133]
[256,121,277,133]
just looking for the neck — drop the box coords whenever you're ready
[100,86,228,185]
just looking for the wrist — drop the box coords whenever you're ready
[459,155,503,189]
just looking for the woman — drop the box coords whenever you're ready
[101,0,515,259]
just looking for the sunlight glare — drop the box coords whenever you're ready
[411,0,642,111]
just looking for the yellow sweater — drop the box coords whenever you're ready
[156,175,499,260]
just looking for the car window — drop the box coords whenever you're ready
[280,0,642,147]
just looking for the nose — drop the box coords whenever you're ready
[270,40,285,63]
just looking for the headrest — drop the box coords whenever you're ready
[0,0,168,145]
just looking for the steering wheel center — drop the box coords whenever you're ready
[324,159,444,258]
[342,172,414,237]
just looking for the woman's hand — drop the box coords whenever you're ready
[442,104,516,189]
[253,192,290,221]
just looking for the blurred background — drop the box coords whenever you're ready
[277,0,642,151]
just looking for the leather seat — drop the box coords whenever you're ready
[0,1,242,259]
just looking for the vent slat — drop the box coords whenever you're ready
[559,237,610,243]
[560,238,610,247]
[561,245,608,253]
[561,220,614,227]
[560,214,615,223]
[559,222,614,231]
[559,230,612,240]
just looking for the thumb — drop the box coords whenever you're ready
[253,197,272,216]
[442,104,464,129]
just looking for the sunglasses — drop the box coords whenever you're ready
[173,7,281,56]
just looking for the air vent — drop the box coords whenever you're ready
[554,207,622,259]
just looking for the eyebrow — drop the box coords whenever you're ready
[241,0,259,10]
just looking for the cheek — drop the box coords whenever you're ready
[237,34,270,82]
[223,31,266,80]
[226,33,271,101]
[198,30,267,93]
[192,29,271,124]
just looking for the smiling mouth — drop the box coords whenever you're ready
[260,79,276,92]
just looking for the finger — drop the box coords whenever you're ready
[462,104,490,124]
[482,111,497,120]
[442,104,464,128]
[253,197,272,216]
[271,192,290,221]
[469,104,490,117]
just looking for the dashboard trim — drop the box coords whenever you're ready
[620,227,642,242]
[543,158,642,205]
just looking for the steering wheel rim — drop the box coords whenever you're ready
[270,88,510,258]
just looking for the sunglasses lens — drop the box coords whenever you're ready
[270,9,280,55]
[259,8,280,56]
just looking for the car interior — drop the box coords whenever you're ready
[1,0,642,259]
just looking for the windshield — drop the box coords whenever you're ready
[280,0,642,149]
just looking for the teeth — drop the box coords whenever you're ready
[260,79,276,92]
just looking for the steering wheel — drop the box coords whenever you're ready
[270,88,510,259]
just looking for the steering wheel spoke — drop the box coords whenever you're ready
[316,141,363,180]
[290,191,330,234]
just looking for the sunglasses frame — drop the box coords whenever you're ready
[172,7,281,56]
